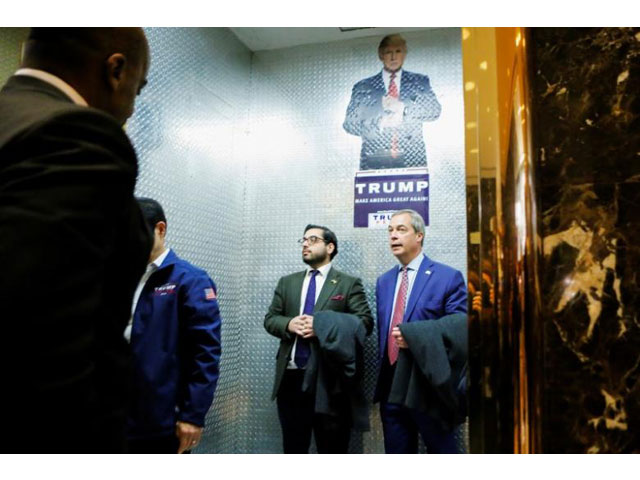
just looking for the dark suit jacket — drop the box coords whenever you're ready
[0,75,152,452]
[388,313,468,431]
[264,266,373,400]
[374,254,467,402]
[302,311,370,431]
[343,70,441,170]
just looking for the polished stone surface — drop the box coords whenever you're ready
[532,27,640,453]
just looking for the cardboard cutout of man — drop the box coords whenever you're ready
[343,34,441,170]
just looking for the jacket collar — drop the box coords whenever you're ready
[314,267,341,312]
[155,248,179,270]
[292,265,341,313]
[5,73,78,105]
[14,68,88,106]
[403,254,436,321]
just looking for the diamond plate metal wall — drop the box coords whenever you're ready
[128,27,252,454]
[1,26,466,453]
[242,28,467,453]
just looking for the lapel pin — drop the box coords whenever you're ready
[426,270,432,275]
[331,279,338,284]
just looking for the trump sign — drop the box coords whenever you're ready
[354,167,429,228]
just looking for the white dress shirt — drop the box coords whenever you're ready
[287,262,333,369]
[15,68,88,106]
[124,248,171,342]
[388,252,425,336]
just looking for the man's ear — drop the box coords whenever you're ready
[155,221,167,239]
[105,53,126,91]
[327,243,335,256]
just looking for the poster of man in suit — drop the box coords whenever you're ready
[343,33,441,171]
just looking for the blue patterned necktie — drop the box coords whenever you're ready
[294,269,319,368]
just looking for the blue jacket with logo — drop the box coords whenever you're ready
[127,249,222,439]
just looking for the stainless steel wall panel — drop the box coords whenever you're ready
[0,26,467,453]
[128,27,252,453]
[242,28,466,453]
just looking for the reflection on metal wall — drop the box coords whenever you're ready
[463,27,543,453]
[128,27,252,453]
[244,28,467,453]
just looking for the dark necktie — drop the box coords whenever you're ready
[294,269,319,368]
[388,266,408,364]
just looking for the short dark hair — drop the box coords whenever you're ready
[25,28,147,73]
[378,34,407,53]
[304,224,338,260]
[137,197,166,232]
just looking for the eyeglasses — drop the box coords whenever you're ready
[297,236,327,246]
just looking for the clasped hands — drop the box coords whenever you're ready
[287,314,315,338]
[380,95,405,129]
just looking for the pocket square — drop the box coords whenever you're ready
[330,294,345,301]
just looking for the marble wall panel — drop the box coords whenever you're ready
[532,27,640,453]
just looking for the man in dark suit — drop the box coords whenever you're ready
[343,34,441,170]
[265,225,373,453]
[375,209,467,453]
[0,28,152,452]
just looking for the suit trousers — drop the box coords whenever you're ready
[380,401,461,454]
[378,357,461,454]
[276,369,351,454]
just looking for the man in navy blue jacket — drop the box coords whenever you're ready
[343,34,441,170]
[126,198,222,454]
[375,209,467,453]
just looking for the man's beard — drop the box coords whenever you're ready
[303,251,328,267]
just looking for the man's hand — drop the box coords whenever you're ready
[301,315,315,339]
[379,95,405,130]
[391,326,409,349]
[176,421,203,454]
[382,95,405,114]
[287,315,308,336]
[379,112,403,130]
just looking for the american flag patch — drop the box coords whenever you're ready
[204,288,217,300]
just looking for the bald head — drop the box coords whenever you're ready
[22,28,150,125]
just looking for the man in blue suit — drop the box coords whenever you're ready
[343,34,441,170]
[375,209,467,453]
[126,198,222,454]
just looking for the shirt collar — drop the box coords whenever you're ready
[400,252,424,272]
[150,248,171,269]
[306,262,332,278]
[14,68,88,107]
[382,68,403,83]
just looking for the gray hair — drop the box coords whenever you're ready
[391,209,425,245]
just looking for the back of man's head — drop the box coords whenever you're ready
[137,197,166,232]
[23,28,150,125]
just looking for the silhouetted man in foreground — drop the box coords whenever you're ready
[0,28,152,452]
